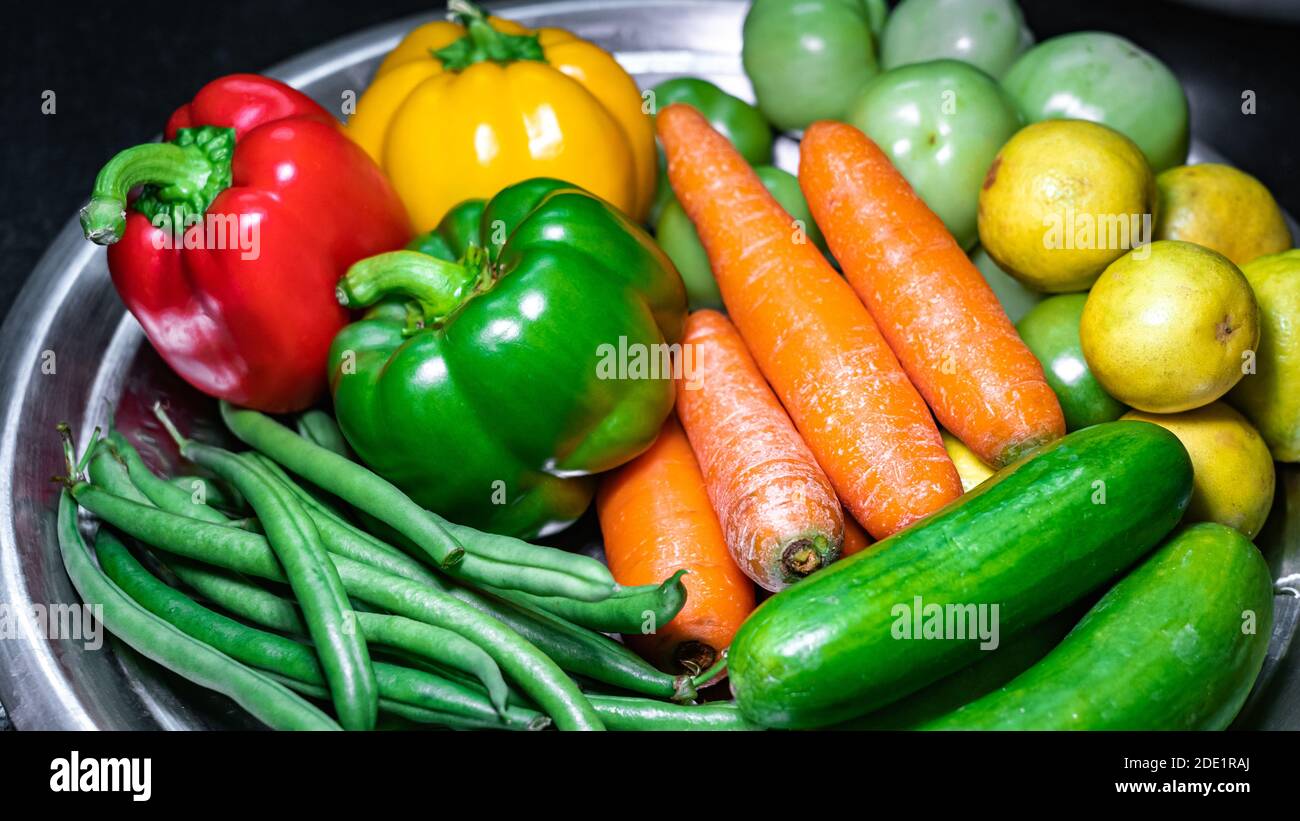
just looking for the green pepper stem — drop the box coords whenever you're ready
[80,142,216,245]
[338,249,488,325]
[434,0,546,70]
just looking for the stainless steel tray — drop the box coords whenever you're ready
[1,0,1296,730]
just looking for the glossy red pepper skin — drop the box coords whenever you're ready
[86,75,411,412]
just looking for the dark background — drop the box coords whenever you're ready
[1,0,1297,324]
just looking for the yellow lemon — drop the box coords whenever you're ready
[977,119,1156,292]
[941,431,994,493]
[1229,250,1300,461]
[1123,404,1275,538]
[1080,240,1259,413]
[1155,163,1291,267]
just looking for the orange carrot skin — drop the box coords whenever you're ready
[658,104,960,539]
[839,515,872,558]
[800,121,1065,467]
[597,416,755,672]
[676,309,844,591]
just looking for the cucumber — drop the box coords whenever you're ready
[923,523,1273,730]
[729,421,1193,729]
[842,607,1079,730]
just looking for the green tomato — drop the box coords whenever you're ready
[864,0,888,38]
[1002,32,1189,172]
[651,77,773,165]
[742,0,880,131]
[656,165,825,310]
[847,60,1022,249]
[971,245,1041,322]
[1017,294,1127,431]
[881,0,1033,77]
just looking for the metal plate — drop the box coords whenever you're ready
[1,0,1296,730]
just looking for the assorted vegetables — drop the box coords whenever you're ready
[61,0,1291,733]
[659,103,961,539]
[728,421,1195,728]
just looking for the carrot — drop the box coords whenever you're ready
[675,309,844,591]
[597,415,755,673]
[840,515,873,558]
[799,121,1065,467]
[657,104,961,539]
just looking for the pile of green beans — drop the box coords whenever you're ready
[59,405,743,732]
[56,430,338,731]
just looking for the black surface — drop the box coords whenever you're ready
[0,0,1297,322]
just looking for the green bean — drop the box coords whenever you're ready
[296,410,353,458]
[155,410,378,731]
[166,556,306,633]
[485,569,688,634]
[439,518,614,589]
[54,438,339,730]
[74,483,603,730]
[252,456,442,587]
[586,695,759,731]
[284,410,616,593]
[251,454,349,518]
[86,439,152,504]
[108,431,231,524]
[220,403,616,601]
[222,401,466,568]
[266,673,545,731]
[94,536,542,730]
[356,613,509,712]
[333,555,604,730]
[170,475,247,513]
[166,555,509,713]
[447,587,698,702]
[89,440,255,536]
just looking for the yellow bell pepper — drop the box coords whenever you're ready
[346,0,656,230]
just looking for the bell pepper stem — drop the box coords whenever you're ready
[80,141,217,245]
[435,0,546,69]
[337,249,487,325]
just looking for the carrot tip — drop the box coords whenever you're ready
[781,534,836,579]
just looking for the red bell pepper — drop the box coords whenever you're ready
[80,74,411,412]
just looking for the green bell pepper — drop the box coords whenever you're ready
[328,178,687,539]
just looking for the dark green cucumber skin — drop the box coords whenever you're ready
[922,523,1273,730]
[729,421,1193,729]
[841,608,1079,730]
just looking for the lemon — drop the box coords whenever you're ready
[1123,404,1275,539]
[978,119,1156,292]
[1229,250,1300,462]
[941,431,994,493]
[1080,240,1259,413]
[1155,163,1291,267]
